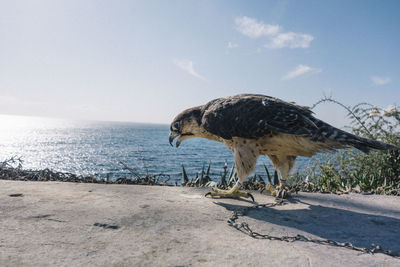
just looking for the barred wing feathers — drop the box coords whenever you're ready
[201,94,319,140]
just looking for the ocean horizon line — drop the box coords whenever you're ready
[0,113,171,127]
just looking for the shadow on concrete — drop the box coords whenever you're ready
[298,193,400,217]
[215,199,400,254]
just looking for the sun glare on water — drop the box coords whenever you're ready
[0,114,71,142]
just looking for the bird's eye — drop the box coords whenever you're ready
[173,121,180,131]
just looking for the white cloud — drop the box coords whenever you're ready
[227,42,239,49]
[235,16,280,38]
[173,59,205,80]
[371,76,391,86]
[234,16,314,49]
[267,32,314,49]
[282,65,322,80]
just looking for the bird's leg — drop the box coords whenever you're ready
[265,155,296,199]
[205,181,254,201]
[274,161,293,198]
[205,146,257,202]
[275,179,288,199]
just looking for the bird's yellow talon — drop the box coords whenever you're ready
[262,183,290,199]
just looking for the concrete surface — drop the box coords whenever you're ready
[1,180,400,266]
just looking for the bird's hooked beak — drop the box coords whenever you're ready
[169,131,180,147]
[169,132,193,148]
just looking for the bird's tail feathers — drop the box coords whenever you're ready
[323,128,399,153]
[344,135,399,153]
[311,119,399,153]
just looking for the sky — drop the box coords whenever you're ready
[0,0,399,126]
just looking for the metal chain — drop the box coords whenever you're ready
[227,199,400,259]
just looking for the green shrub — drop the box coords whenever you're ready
[299,97,400,194]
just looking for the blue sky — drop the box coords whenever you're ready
[0,0,399,126]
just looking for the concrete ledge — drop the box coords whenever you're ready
[1,180,400,266]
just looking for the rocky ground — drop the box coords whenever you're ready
[1,180,400,266]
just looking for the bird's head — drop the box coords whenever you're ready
[169,106,202,147]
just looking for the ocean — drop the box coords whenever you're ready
[0,114,310,184]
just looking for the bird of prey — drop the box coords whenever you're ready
[169,94,399,200]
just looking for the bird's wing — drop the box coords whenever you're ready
[201,94,321,140]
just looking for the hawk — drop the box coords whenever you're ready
[169,94,399,200]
